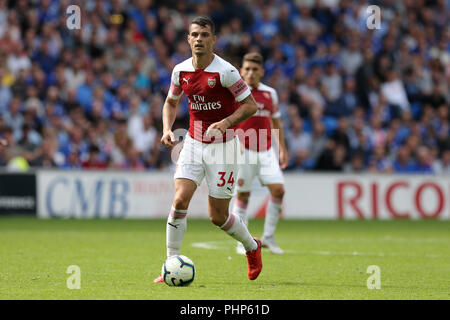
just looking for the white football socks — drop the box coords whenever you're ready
[262,196,282,239]
[231,199,249,226]
[220,212,257,252]
[166,206,187,257]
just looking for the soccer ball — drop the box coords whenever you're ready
[161,255,195,286]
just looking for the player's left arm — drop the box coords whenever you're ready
[206,67,257,137]
[206,94,257,137]
[271,117,289,169]
[225,94,258,127]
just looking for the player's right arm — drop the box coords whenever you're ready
[161,96,180,147]
[161,69,184,147]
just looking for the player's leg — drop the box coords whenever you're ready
[205,137,262,279]
[233,191,251,254]
[154,134,204,283]
[232,147,256,225]
[231,148,257,253]
[209,196,257,251]
[208,195,262,280]
[234,191,250,225]
[167,135,204,258]
[154,177,198,283]
[258,148,285,254]
[261,183,285,254]
[166,178,197,257]
[205,137,255,249]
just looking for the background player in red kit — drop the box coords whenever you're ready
[154,16,262,282]
[232,52,288,255]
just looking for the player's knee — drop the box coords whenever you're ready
[209,209,228,227]
[271,186,285,200]
[237,192,250,203]
[172,195,190,211]
[210,214,227,227]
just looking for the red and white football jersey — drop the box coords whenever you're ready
[168,54,251,143]
[237,82,280,152]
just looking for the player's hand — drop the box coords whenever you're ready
[205,120,229,140]
[161,130,176,147]
[279,148,288,169]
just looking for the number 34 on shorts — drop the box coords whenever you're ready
[217,171,235,187]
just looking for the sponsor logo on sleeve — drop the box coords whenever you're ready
[230,79,248,97]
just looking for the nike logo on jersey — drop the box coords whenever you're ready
[227,187,232,192]
[168,223,179,229]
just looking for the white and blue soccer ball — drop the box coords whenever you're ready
[161,255,195,286]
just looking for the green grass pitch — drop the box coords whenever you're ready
[0,217,449,300]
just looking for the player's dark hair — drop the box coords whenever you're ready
[243,52,264,66]
[190,16,215,35]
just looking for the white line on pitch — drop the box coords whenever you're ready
[190,240,443,258]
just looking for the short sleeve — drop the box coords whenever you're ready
[270,89,281,118]
[168,69,183,100]
[222,66,251,102]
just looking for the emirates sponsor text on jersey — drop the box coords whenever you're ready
[189,94,222,110]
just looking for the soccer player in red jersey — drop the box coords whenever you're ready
[232,52,288,255]
[154,16,262,282]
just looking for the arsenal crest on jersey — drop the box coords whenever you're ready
[207,77,216,88]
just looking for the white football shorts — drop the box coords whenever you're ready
[174,134,240,199]
[236,147,284,192]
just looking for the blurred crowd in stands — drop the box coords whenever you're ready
[0,0,449,173]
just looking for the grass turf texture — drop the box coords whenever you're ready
[0,217,449,300]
